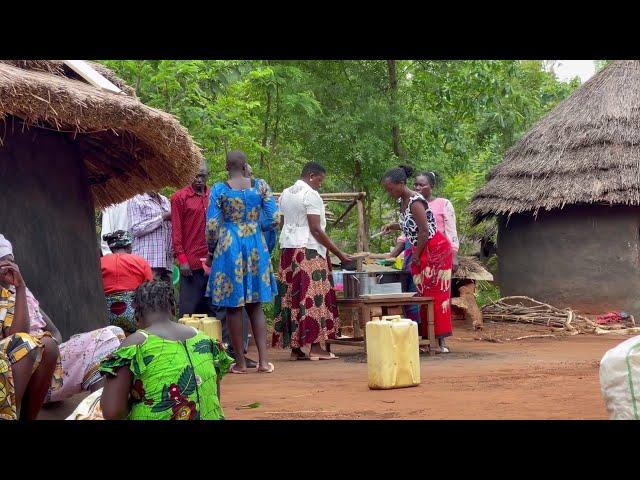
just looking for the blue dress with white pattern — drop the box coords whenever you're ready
[206,178,278,308]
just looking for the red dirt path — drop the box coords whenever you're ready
[39,327,620,420]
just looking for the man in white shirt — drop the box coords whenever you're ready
[100,200,131,256]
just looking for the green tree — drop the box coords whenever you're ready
[100,59,579,256]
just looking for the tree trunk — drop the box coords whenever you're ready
[260,88,272,167]
[271,83,280,152]
[353,158,370,247]
[387,60,406,161]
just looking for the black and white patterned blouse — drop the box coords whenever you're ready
[398,194,437,246]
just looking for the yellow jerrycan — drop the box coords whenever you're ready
[366,316,420,390]
[178,314,199,327]
[190,314,223,341]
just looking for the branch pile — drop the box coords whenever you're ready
[481,296,640,336]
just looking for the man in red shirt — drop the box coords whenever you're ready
[171,163,213,317]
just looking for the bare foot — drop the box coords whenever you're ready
[256,362,275,373]
[309,345,338,360]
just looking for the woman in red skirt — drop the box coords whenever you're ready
[381,165,453,352]
[272,162,353,361]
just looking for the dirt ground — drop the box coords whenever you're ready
[38,322,622,420]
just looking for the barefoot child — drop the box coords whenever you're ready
[99,280,233,420]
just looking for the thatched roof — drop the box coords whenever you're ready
[0,60,203,208]
[454,256,493,281]
[469,60,640,223]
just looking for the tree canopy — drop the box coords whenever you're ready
[100,60,580,255]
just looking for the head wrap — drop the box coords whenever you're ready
[103,230,132,250]
[0,234,13,259]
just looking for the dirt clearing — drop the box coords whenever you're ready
[39,324,621,420]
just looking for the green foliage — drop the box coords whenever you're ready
[476,281,501,307]
[99,60,580,280]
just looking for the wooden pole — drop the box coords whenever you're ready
[327,198,358,229]
[356,198,367,252]
[273,192,366,200]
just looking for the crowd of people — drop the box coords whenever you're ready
[0,151,458,420]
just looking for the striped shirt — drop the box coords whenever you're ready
[128,193,173,269]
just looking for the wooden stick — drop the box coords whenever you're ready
[327,198,358,229]
[273,192,366,199]
[482,295,635,335]
[513,334,558,341]
[357,198,368,252]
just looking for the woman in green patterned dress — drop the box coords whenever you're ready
[99,280,233,420]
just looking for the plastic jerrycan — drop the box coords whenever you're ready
[366,316,420,390]
[191,314,223,341]
[181,315,202,330]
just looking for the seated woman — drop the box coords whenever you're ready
[30,290,125,404]
[101,230,153,335]
[0,234,125,405]
[99,280,233,420]
[0,235,59,420]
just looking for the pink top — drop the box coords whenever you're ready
[397,197,459,252]
[26,287,47,335]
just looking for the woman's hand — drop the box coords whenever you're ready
[452,253,459,274]
[201,257,212,275]
[411,255,421,269]
[204,254,213,268]
[338,252,353,265]
[0,261,25,288]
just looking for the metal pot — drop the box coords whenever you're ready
[343,272,368,298]
[343,272,383,299]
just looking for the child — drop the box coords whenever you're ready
[99,280,233,420]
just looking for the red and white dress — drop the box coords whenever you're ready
[398,194,453,339]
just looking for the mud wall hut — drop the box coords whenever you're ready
[469,60,640,318]
[0,60,202,339]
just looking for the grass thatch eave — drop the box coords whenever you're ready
[0,60,202,208]
[469,60,640,224]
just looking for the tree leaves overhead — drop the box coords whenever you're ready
[100,60,578,253]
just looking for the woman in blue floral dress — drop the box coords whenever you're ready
[205,151,278,374]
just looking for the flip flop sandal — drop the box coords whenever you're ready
[256,362,275,373]
[245,358,258,368]
[290,354,310,361]
[230,363,248,374]
[309,353,339,361]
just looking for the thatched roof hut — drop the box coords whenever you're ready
[0,60,202,338]
[0,60,203,208]
[470,60,640,221]
[468,60,640,319]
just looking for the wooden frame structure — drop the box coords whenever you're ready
[274,192,368,252]
[327,296,438,355]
